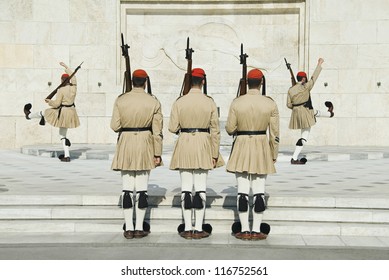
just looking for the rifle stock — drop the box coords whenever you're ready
[237,44,248,97]
[180,37,194,96]
[121,33,132,93]
[46,62,83,100]
[284,58,297,86]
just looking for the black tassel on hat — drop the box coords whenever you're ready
[146,77,152,95]
[203,74,207,95]
[262,76,266,96]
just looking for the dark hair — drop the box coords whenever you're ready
[296,76,304,82]
[191,76,203,87]
[248,78,261,89]
[133,77,147,87]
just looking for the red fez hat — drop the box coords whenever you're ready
[133,69,148,78]
[192,68,205,78]
[61,73,69,79]
[247,69,263,79]
[297,71,307,78]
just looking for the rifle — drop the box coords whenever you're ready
[46,62,83,100]
[180,37,194,96]
[121,33,132,93]
[236,43,248,97]
[284,58,297,86]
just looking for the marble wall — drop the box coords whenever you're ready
[0,0,388,148]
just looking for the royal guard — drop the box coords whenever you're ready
[287,58,334,164]
[169,68,225,240]
[226,69,279,240]
[111,69,163,239]
[23,62,80,162]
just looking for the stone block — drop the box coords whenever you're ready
[0,44,34,68]
[32,0,69,22]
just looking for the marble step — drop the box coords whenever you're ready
[1,219,389,237]
[1,195,389,209]
[1,205,389,224]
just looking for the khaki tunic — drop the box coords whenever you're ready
[287,64,322,129]
[226,89,279,175]
[111,88,163,171]
[169,88,224,170]
[45,68,80,128]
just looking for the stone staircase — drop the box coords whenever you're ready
[1,193,389,237]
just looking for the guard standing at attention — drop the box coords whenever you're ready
[169,68,224,240]
[226,69,279,241]
[111,69,163,239]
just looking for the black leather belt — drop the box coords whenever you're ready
[236,130,266,136]
[57,103,75,119]
[121,127,151,132]
[180,128,209,133]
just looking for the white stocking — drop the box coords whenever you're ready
[59,127,69,157]
[236,172,250,232]
[292,128,310,160]
[134,171,149,231]
[180,170,193,231]
[121,171,135,231]
[251,174,266,232]
[193,170,207,231]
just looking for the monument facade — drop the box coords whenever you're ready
[0,0,388,148]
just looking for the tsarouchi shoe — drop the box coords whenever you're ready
[234,231,251,240]
[24,103,32,119]
[179,230,193,239]
[290,158,306,165]
[123,230,134,239]
[192,230,210,239]
[251,231,268,240]
[58,154,70,162]
[133,230,149,238]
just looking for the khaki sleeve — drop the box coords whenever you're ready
[168,101,180,134]
[286,91,293,109]
[306,64,322,91]
[152,100,163,157]
[110,99,121,132]
[269,102,280,160]
[48,91,64,108]
[209,101,221,159]
[225,102,237,136]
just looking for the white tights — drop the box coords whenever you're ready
[236,173,267,232]
[180,169,208,231]
[121,170,150,231]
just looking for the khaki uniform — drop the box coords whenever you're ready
[44,68,80,128]
[111,88,163,171]
[169,88,224,170]
[287,64,322,129]
[226,89,279,175]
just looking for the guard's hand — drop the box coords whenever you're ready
[318,58,324,65]
[60,62,68,69]
[154,156,162,167]
[212,158,217,168]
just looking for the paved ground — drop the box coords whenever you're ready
[1,144,389,261]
